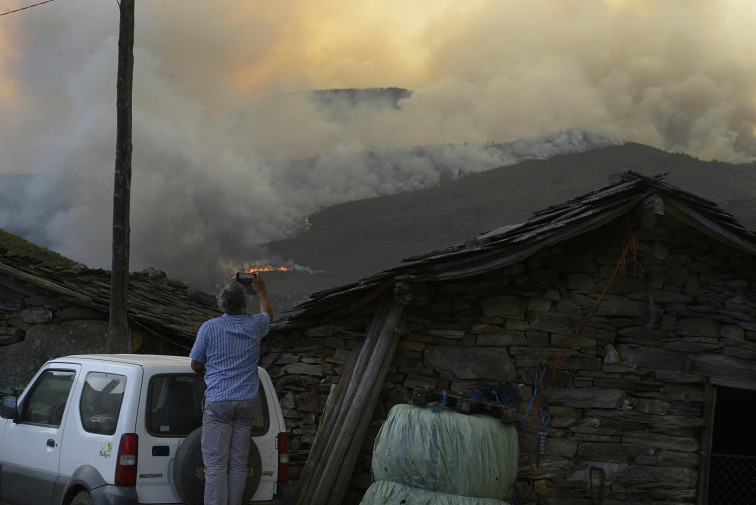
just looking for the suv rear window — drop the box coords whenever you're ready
[148,375,206,437]
[80,372,127,435]
[147,375,269,437]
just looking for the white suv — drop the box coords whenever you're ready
[0,354,292,505]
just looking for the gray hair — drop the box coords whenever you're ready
[217,281,247,315]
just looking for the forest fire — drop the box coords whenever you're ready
[241,266,292,273]
[220,262,321,289]
[224,266,292,284]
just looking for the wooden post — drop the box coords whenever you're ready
[696,381,716,505]
[322,298,391,437]
[327,321,403,505]
[309,301,405,505]
[296,345,360,498]
[109,0,135,353]
[296,297,392,502]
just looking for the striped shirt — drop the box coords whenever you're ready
[190,312,270,402]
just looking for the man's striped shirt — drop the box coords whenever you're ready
[190,312,270,401]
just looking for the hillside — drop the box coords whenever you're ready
[3,141,755,304]
[0,229,77,268]
[266,142,756,295]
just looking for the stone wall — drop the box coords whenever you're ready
[0,275,184,392]
[264,212,756,504]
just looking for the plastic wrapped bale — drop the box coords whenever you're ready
[359,480,512,505]
[371,404,518,500]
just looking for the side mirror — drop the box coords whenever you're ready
[1,395,18,421]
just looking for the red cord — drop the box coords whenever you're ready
[522,220,645,494]
[550,219,643,375]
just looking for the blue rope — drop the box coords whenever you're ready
[518,358,546,435]
[472,386,502,403]
[538,408,551,457]
[540,408,551,427]
[431,390,447,414]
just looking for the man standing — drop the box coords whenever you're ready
[190,274,273,505]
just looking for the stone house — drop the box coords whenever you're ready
[0,256,219,392]
[262,171,756,505]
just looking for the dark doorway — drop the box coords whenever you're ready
[707,386,756,505]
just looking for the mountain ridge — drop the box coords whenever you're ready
[265,142,756,295]
[3,139,754,304]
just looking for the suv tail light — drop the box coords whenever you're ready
[115,433,138,486]
[277,432,290,483]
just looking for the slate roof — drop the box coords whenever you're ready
[284,171,756,323]
[0,256,219,346]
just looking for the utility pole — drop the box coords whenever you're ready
[109,0,135,353]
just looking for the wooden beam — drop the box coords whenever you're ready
[696,381,715,505]
[328,315,404,505]
[665,199,756,255]
[295,345,360,499]
[0,262,87,300]
[306,299,405,505]
[619,345,756,385]
[296,295,394,503]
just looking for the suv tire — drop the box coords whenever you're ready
[173,427,263,505]
[70,490,94,505]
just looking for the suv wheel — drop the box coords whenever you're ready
[173,427,262,505]
[70,490,94,505]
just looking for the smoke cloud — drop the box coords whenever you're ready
[1,0,754,287]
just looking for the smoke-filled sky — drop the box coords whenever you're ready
[1,0,755,286]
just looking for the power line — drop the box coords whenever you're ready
[1,0,55,17]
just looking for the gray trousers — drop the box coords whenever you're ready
[201,398,257,505]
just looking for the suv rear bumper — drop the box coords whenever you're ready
[256,481,295,505]
[85,482,294,505]
[90,484,138,505]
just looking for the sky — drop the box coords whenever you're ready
[1,0,755,287]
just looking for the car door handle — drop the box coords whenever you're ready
[47,439,56,448]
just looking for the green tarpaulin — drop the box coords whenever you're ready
[360,480,512,505]
[371,404,518,500]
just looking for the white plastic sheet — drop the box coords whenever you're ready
[360,480,512,505]
[371,404,518,500]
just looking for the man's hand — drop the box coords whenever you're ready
[252,274,274,320]
[252,275,267,295]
